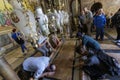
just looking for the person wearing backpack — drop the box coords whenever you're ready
[11,28,28,55]
[112,8,120,40]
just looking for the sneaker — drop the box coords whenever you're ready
[113,40,117,43]
[23,53,27,56]
[24,50,28,53]
[117,43,120,46]
[22,51,27,56]
[118,40,120,43]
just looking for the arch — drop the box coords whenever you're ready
[91,2,102,13]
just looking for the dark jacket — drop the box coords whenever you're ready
[112,11,120,26]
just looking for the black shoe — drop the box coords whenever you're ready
[96,38,98,41]
[100,39,104,41]
[23,53,27,56]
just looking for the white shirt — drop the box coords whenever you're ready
[38,35,47,44]
[23,56,50,79]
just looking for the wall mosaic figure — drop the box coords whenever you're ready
[35,7,50,36]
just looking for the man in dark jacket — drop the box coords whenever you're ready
[112,8,120,40]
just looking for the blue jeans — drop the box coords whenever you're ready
[37,44,49,56]
[20,44,27,53]
[96,27,104,40]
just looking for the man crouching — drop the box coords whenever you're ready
[18,56,56,80]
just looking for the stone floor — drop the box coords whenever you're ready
[52,40,75,80]
[0,43,36,80]
[0,27,120,80]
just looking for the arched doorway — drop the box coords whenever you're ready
[91,2,102,13]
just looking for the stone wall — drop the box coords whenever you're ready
[66,0,120,32]
[81,0,120,15]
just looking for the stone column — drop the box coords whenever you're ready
[0,56,20,80]
[75,0,78,15]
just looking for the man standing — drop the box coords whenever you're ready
[94,9,106,41]
[84,7,93,36]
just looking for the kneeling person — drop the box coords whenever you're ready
[22,56,56,80]
[49,32,60,48]
[77,32,101,53]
